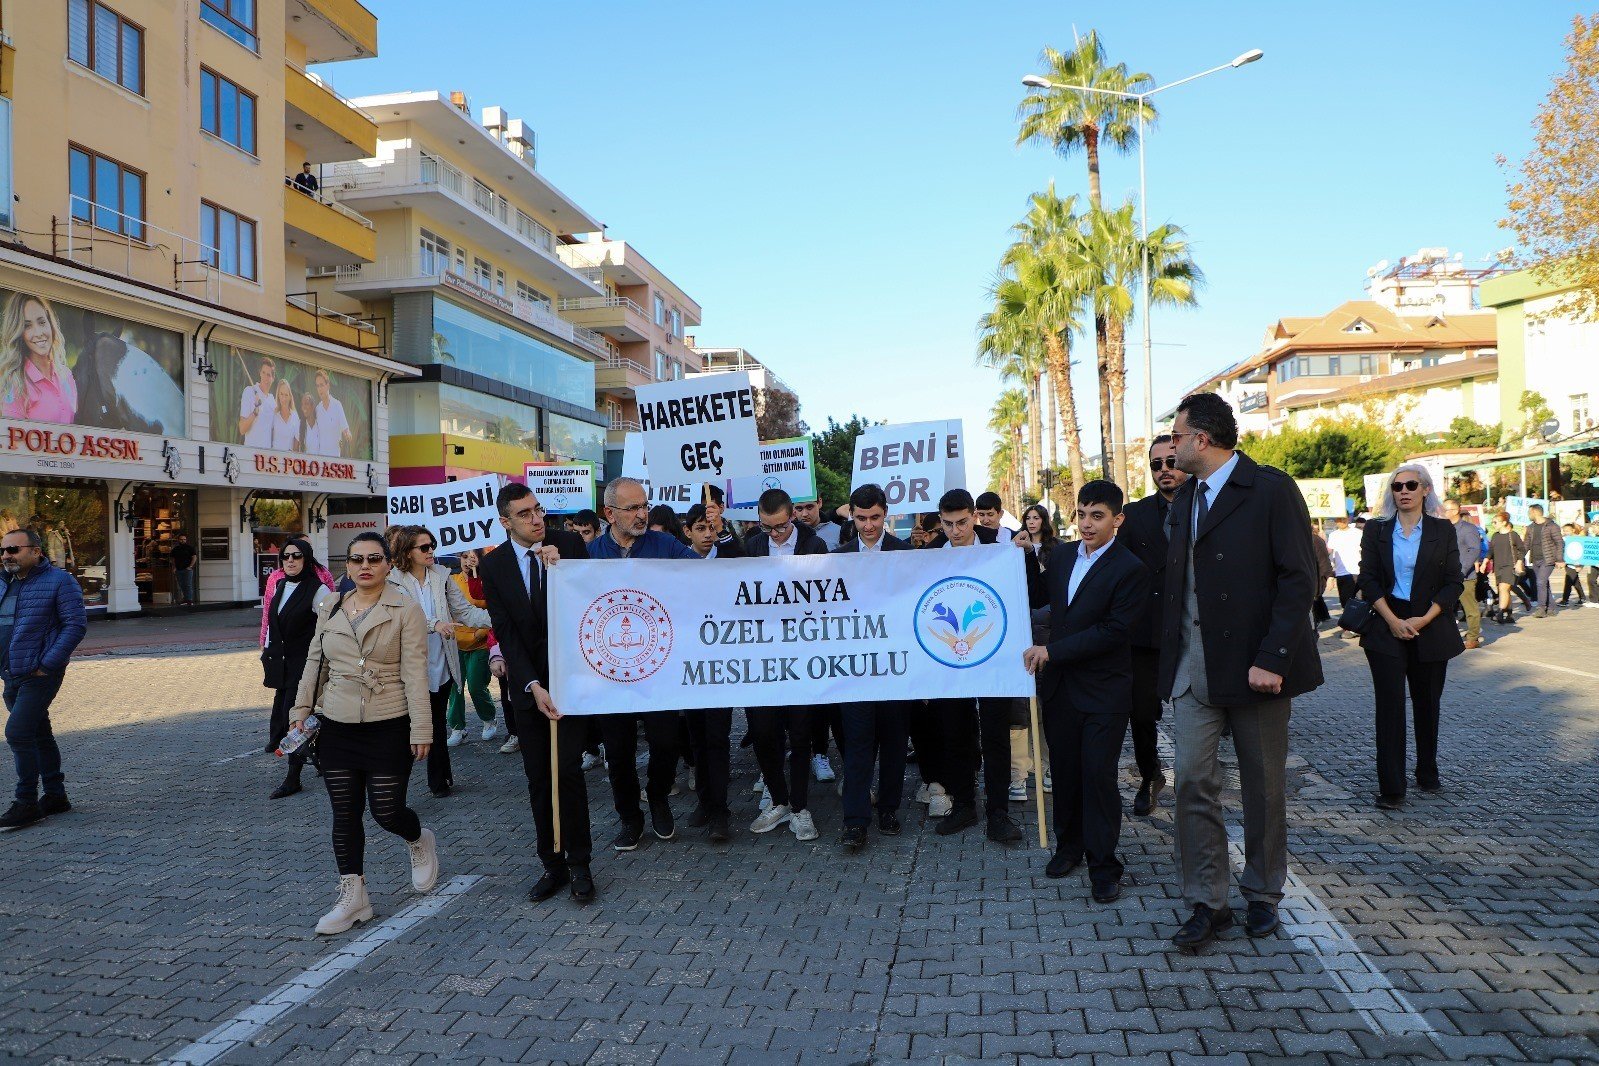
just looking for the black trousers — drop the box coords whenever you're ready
[931,697,1011,816]
[750,705,812,812]
[840,701,908,828]
[514,708,592,870]
[906,699,936,779]
[1041,694,1128,889]
[684,707,733,818]
[425,682,454,793]
[1335,574,1358,610]
[599,712,680,827]
[1128,647,1165,783]
[810,704,845,761]
[1312,590,1331,623]
[1364,643,1446,799]
[268,683,311,773]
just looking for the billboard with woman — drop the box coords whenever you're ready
[0,288,186,435]
[209,344,373,459]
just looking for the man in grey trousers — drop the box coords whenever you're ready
[1158,393,1323,951]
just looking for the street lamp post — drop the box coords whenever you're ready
[1022,48,1262,444]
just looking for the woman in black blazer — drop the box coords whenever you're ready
[1355,465,1464,810]
[262,537,335,799]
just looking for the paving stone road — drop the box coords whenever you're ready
[1,608,1596,1064]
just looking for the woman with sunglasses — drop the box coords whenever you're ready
[386,525,492,797]
[290,531,439,935]
[262,536,334,800]
[1355,463,1464,810]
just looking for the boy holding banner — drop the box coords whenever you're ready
[681,503,738,842]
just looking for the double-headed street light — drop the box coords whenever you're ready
[1021,48,1263,443]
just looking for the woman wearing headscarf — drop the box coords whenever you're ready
[262,536,334,799]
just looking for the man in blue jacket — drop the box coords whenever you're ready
[1,527,88,829]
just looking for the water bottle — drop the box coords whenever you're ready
[276,716,319,757]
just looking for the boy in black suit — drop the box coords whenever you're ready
[1024,480,1150,903]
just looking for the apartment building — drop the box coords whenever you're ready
[307,91,614,488]
[554,239,702,479]
[0,0,414,616]
[1481,266,1599,443]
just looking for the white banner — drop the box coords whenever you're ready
[386,473,502,555]
[548,545,1033,713]
[1296,478,1346,519]
[636,371,762,482]
[524,462,595,514]
[851,419,964,510]
[620,431,703,509]
[723,436,818,520]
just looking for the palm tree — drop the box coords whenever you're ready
[987,436,1020,515]
[988,388,1029,509]
[1016,32,1155,211]
[977,318,1046,499]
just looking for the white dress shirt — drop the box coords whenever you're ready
[1067,537,1115,605]
[768,526,799,557]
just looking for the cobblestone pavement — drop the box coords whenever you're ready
[1,607,1596,1065]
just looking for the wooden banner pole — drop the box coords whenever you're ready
[550,719,562,855]
[1029,695,1048,850]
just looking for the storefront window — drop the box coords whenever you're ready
[547,412,605,466]
[249,493,304,595]
[429,297,595,409]
[390,383,543,447]
[0,477,109,612]
[130,486,196,608]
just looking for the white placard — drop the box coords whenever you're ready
[524,462,596,514]
[548,545,1033,713]
[386,473,502,555]
[851,419,963,510]
[1362,473,1389,514]
[635,371,762,483]
[1296,478,1346,520]
[723,437,819,520]
[618,432,704,510]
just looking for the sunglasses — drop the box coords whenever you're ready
[347,554,386,566]
[415,542,436,552]
[1391,480,1422,493]
[1150,457,1178,471]
[280,551,304,560]
[1,544,30,555]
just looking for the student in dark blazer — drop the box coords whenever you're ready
[831,483,912,852]
[1116,434,1189,815]
[681,503,738,843]
[478,483,595,905]
[1355,464,1464,810]
[1024,481,1150,902]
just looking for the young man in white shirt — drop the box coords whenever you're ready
[238,357,277,448]
[975,491,1015,544]
[312,370,353,457]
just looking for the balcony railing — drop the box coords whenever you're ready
[558,294,648,318]
[604,350,657,381]
[609,415,642,432]
[283,177,376,230]
[60,196,226,303]
[284,60,377,121]
[286,291,382,352]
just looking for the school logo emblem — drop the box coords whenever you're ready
[913,577,1006,669]
[580,589,673,682]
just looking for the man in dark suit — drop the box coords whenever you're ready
[831,483,912,852]
[1160,392,1322,949]
[478,483,595,905]
[681,503,738,842]
[1024,480,1149,902]
[1118,434,1189,815]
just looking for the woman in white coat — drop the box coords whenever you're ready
[386,524,492,796]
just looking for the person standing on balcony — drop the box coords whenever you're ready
[293,163,319,195]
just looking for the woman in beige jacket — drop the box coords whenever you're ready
[291,531,440,935]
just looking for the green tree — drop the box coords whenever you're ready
[810,415,874,510]
[1441,416,1501,449]
[1240,420,1422,497]
[988,389,1030,509]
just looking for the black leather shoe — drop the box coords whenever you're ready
[431,784,452,799]
[1375,793,1404,810]
[613,821,645,851]
[39,794,70,817]
[1092,880,1122,904]
[0,800,43,830]
[650,800,675,841]
[877,811,902,836]
[528,869,570,903]
[269,772,302,800]
[569,865,595,904]
[1171,903,1235,951]
[840,826,867,852]
[1416,778,1441,793]
[935,806,979,835]
[986,812,1023,844]
[1045,851,1081,879]
[1246,901,1280,937]
[684,805,710,829]
[1133,774,1166,816]
[707,813,731,843]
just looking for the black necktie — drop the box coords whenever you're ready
[1194,482,1210,538]
[527,547,543,604]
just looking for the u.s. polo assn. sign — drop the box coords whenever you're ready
[547,545,1032,713]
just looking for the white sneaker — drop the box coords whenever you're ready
[408,827,439,892]
[750,804,791,833]
[581,751,602,772]
[687,769,696,792]
[759,783,773,811]
[789,809,818,841]
[928,784,953,818]
[445,728,467,748]
[1008,781,1028,803]
[499,735,520,754]
[811,755,836,782]
[481,722,500,742]
[753,776,766,794]
[315,874,372,935]
[1042,773,1052,794]
[915,783,931,805]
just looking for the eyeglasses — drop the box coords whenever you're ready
[280,551,304,560]
[611,503,648,515]
[415,542,436,552]
[1150,457,1178,471]
[760,520,793,536]
[347,554,386,565]
[0,545,29,555]
[1391,480,1421,493]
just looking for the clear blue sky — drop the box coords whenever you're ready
[326,1,1584,489]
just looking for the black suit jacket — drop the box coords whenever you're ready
[478,529,589,712]
[1356,514,1465,663]
[713,527,747,558]
[830,532,910,554]
[1031,539,1149,711]
[1119,492,1175,650]
[1156,451,1324,705]
[743,520,830,558]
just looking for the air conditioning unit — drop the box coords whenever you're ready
[482,105,508,132]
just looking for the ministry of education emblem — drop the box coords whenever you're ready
[580,589,673,682]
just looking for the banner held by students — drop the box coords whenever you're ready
[387,473,501,554]
[524,462,596,514]
[635,371,762,483]
[547,545,1033,713]
[850,419,964,509]
[723,436,818,520]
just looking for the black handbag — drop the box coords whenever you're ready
[1337,597,1376,635]
[261,646,284,689]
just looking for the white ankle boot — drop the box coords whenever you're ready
[408,827,439,892]
[315,874,372,935]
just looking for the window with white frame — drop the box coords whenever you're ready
[1572,393,1591,431]
[670,307,682,338]
[654,349,670,380]
[419,229,449,275]
[654,294,666,326]
[472,257,492,289]
[517,280,550,308]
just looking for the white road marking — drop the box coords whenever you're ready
[159,875,482,1065]
[1474,647,1599,680]
[209,749,262,766]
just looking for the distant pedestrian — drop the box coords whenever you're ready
[262,537,334,800]
[445,549,501,747]
[1488,513,1530,623]
[170,533,197,606]
[1357,465,1463,810]
[1310,522,1334,624]
[1441,500,1483,649]
[1327,515,1362,609]
[1558,524,1586,607]
[1523,505,1564,618]
[0,528,87,830]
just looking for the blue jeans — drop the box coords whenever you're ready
[1531,562,1556,612]
[4,672,66,803]
[175,569,196,605]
